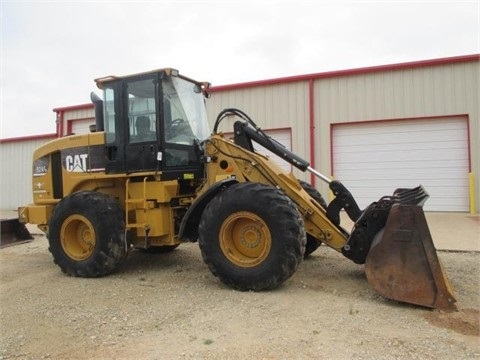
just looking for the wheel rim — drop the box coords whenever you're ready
[219,211,271,267]
[60,214,96,261]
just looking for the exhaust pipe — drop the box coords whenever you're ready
[90,92,104,132]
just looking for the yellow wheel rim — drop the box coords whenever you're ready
[60,214,96,261]
[219,211,271,267]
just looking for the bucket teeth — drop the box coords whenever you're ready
[392,185,429,206]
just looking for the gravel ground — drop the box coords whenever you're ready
[0,235,478,360]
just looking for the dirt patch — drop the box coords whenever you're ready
[424,308,480,336]
[1,237,479,359]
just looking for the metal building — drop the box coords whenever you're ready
[0,134,56,210]
[206,55,479,213]
[1,54,478,213]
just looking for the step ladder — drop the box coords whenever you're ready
[125,178,151,248]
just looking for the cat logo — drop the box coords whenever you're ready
[65,154,88,172]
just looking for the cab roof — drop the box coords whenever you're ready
[94,68,210,90]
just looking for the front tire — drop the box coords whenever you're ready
[198,182,306,291]
[299,180,327,257]
[48,191,126,277]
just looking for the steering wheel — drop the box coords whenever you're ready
[166,118,184,139]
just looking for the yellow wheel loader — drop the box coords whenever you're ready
[18,68,456,311]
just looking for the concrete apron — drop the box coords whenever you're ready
[341,212,480,252]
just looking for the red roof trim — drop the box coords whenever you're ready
[0,133,57,144]
[209,54,480,92]
[53,103,94,112]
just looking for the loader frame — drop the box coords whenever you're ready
[17,69,457,311]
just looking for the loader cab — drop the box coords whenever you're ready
[95,69,210,180]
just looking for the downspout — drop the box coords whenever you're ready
[466,116,476,214]
[55,110,64,137]
[67,120,73,135]
[308,79,316,186]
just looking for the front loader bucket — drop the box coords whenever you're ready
[0,217,33,248]
[365,204,457,311]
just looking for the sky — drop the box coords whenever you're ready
[0,0,479,138]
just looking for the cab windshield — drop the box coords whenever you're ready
[163,76,210,145]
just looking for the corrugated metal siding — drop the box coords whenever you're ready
[63,108,94,121]
[316,62,478,123]
[0,138,54,210]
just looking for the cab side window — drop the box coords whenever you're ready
[104,87,116,144]
[127,79,157,143]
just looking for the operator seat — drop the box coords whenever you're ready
[134,116,156,142]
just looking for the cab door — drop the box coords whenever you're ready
[124,77,160,173]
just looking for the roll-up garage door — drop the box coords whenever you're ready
[71,118,95,135]
[332,117,469,212]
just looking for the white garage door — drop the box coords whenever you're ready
[71,118,95,135]
[332,117,469,212]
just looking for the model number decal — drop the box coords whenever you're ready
[33,156,49,177]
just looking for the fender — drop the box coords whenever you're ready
[178,178,238,241]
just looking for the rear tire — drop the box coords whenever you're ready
[47,191,126,277]
[299,180,327,257]
[198,182,306,291]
